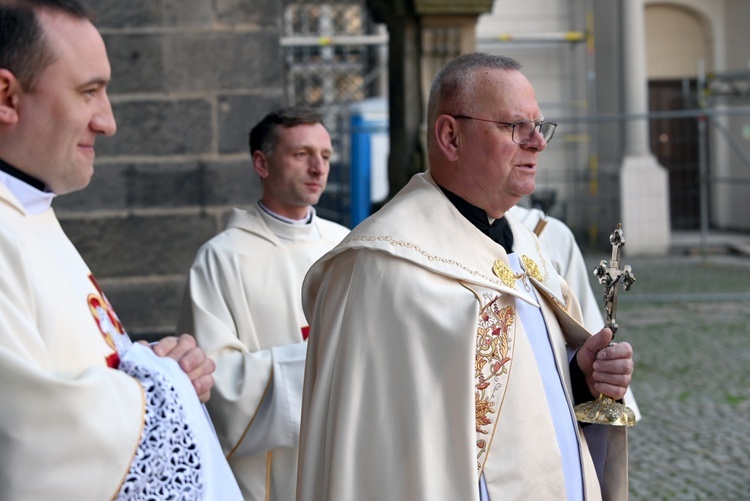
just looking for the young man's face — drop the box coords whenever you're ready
[254,122,333,220]
[14,10,116,194]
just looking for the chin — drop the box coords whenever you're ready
[307,194,323,206]
[62,176,94,195]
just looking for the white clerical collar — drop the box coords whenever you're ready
[0,170,56,215]
[256,201,321,243]
[258,201,312,225]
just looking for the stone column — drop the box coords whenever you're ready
[619,0,671,255]
[367,0,493,200]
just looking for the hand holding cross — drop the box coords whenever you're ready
[574,223,637,426]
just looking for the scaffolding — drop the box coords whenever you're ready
[281,1,387,227]
[279,0,600,234]
[476,0,600,247]
[279,1,750,246]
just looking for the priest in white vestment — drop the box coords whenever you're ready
[298,53,634,501]
[177,108,349,500]
[0,2,241,499]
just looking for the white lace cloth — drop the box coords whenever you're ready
[115,343,242,500]
[117,360,204,500]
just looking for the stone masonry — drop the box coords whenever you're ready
[55,1,285,340]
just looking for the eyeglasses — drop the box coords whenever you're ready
[451,115,557,145]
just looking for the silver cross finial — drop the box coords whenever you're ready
[593,224,636,335]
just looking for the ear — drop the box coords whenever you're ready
[252,150,269,179]
[0,69,20,125]
[434,115,460,162]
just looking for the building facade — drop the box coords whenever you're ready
[58,0,750,337]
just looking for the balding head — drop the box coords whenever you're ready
[425,53,548,218]
[426,53,521,152]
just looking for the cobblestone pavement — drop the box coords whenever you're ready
[583,253,750,501]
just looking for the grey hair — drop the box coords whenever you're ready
[426,53,522,138]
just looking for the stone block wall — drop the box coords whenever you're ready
[55,1,285,340]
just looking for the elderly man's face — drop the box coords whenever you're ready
[453,68,547,218]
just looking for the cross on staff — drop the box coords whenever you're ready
[593,223,636,336]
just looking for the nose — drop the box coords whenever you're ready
[522,128,547,152]
[309,153,328,174]
[91,93,117,136]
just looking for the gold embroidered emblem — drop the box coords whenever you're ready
[492,260,518,288]
[522,255,543,282]
[475,299,514,472]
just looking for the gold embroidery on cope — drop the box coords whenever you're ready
[492,260,518,289]
[521,255,543,282]
[494,259,533,292]
[521,250,572,309]
[346,234,503,285]
[533,238,550,281]
[475,299,514,472]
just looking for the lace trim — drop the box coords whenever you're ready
[117,361,205,500]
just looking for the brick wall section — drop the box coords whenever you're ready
[55,1,284,340]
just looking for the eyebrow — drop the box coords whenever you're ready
[77,77,109,90]
[291,144,333,154]
[505,113,544,122]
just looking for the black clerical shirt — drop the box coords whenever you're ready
[439,186,514,252]
[438,183,593,405]
[0,158,46,191]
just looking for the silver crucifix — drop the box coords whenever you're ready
[575,224,638,426]
[593,224,636,336]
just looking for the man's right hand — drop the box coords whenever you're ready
[148,334,216,403]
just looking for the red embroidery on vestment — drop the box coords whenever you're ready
[475,300,514,471]
[87,275,127,368]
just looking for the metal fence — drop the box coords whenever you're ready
[280,2,750,251]
[281,0,387,228]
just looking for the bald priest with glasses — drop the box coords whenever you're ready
[296,53,633,501]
